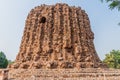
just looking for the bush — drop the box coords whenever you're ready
[0,51,8,68]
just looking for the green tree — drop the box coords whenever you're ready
[100,0,120,25]
[103,50,120,69]
[101,0,120,11]
[0,51,8,68]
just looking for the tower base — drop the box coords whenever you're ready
[8,68,120,80]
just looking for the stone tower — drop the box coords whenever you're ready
[10,3,106,69]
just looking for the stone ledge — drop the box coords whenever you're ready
[0,69,9,80]
[8,68,120,80]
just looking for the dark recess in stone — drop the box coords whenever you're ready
[40,17,46,23]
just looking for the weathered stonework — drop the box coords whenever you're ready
[0,69,8,80]
[9,3,106,69]
[8,69,120,80]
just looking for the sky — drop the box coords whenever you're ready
[0,0,120,61]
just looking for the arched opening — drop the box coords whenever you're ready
[40,16,46,23]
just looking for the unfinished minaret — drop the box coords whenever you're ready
[10,3,106,69]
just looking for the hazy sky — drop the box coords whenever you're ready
[0,0,120,61]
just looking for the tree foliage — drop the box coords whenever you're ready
[103,50,120,69]
[0,51,8,68]
[101,0,120,11]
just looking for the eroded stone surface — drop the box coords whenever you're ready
[9,3,106,69]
